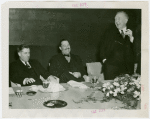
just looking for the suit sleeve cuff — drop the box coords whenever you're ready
[130,36,134,43]
[103,59,107,63]
[23,78,27,85]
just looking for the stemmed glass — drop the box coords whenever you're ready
[91,76,98,89]
[43,80,50,89]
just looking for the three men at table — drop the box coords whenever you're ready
[10,11,138,84]
[49,39,86,83]
[100,11,135,80]
[9,45,55,86]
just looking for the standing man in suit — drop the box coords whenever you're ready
[100,11,134,80]
[49,39,86,83]
[9,44,56,86]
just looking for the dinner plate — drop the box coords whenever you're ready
[43,100,67,108]
[26,91,37,96]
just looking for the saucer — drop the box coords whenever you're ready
[26,91,37,96]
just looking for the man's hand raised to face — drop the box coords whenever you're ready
[125,29,134,43]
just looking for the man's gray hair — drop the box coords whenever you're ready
[116,11,129,19]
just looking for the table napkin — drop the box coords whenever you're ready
[67,80,89,89]
[9,87,15,94]
[38,83,66,93]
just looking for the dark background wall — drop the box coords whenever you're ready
[9,8,141,69]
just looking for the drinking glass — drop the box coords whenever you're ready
[43,81,50,89]
[91,76,98,88]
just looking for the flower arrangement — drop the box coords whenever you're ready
[101,74,141,109]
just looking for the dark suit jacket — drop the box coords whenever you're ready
[100,27,134,80]
[133,24,141,74]
[49,53,86,83]
[9,59,50,86]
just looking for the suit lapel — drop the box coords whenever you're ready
[115,29,126,44]
[18,59,29,72]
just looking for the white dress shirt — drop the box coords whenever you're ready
[20,59,31,68]
[119,27,127,34]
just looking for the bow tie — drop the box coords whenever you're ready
[63,54,70,57]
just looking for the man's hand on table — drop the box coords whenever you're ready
[69,72,81,78]
[23,78,35,85]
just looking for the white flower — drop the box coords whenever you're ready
[114,88,120,94]
[110,85,114,88]
[129,82,134,85]
[114,77,119,82]
[110,91,113,94]
[116,88,121,92]
[113,82,119,86]
[136,84,141,89]
[106,92,109,97]
[120,85,127,91]
[137,77,141,84]
[103,82,111,88]
[133,91,140,98]
[124,82,128,85]
[121,91,124,94]
[103,88,106,92]
[133,78,141,86]
[120,85,124,88]
[113,92,117,96]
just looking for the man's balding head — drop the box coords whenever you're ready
[115,11,129,30]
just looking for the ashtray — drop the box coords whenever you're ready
[43,100,67,108]
[26,91,37,96]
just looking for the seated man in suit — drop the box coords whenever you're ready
[100,11,134,80]
[49,39,86,83]
[9,44,56,86]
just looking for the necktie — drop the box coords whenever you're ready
[121,30,125,39]
[25,62,31,68]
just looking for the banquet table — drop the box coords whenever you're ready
[9,82,124,109]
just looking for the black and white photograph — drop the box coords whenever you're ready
[2,1,149,118]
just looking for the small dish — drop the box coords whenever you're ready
[26,91,37,96]
[43,100,67,108]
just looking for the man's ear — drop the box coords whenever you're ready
[18,52,21,57]
[125,18,128,24]
[59,47,62,51]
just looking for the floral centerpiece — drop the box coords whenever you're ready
[101,74,141,109]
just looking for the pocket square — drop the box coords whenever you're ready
[115,41,123,45]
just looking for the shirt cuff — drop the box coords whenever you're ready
[103,59,107,63]
[130,36,134,43]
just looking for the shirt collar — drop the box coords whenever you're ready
[119,27,127,34]
[20,59,29,65]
